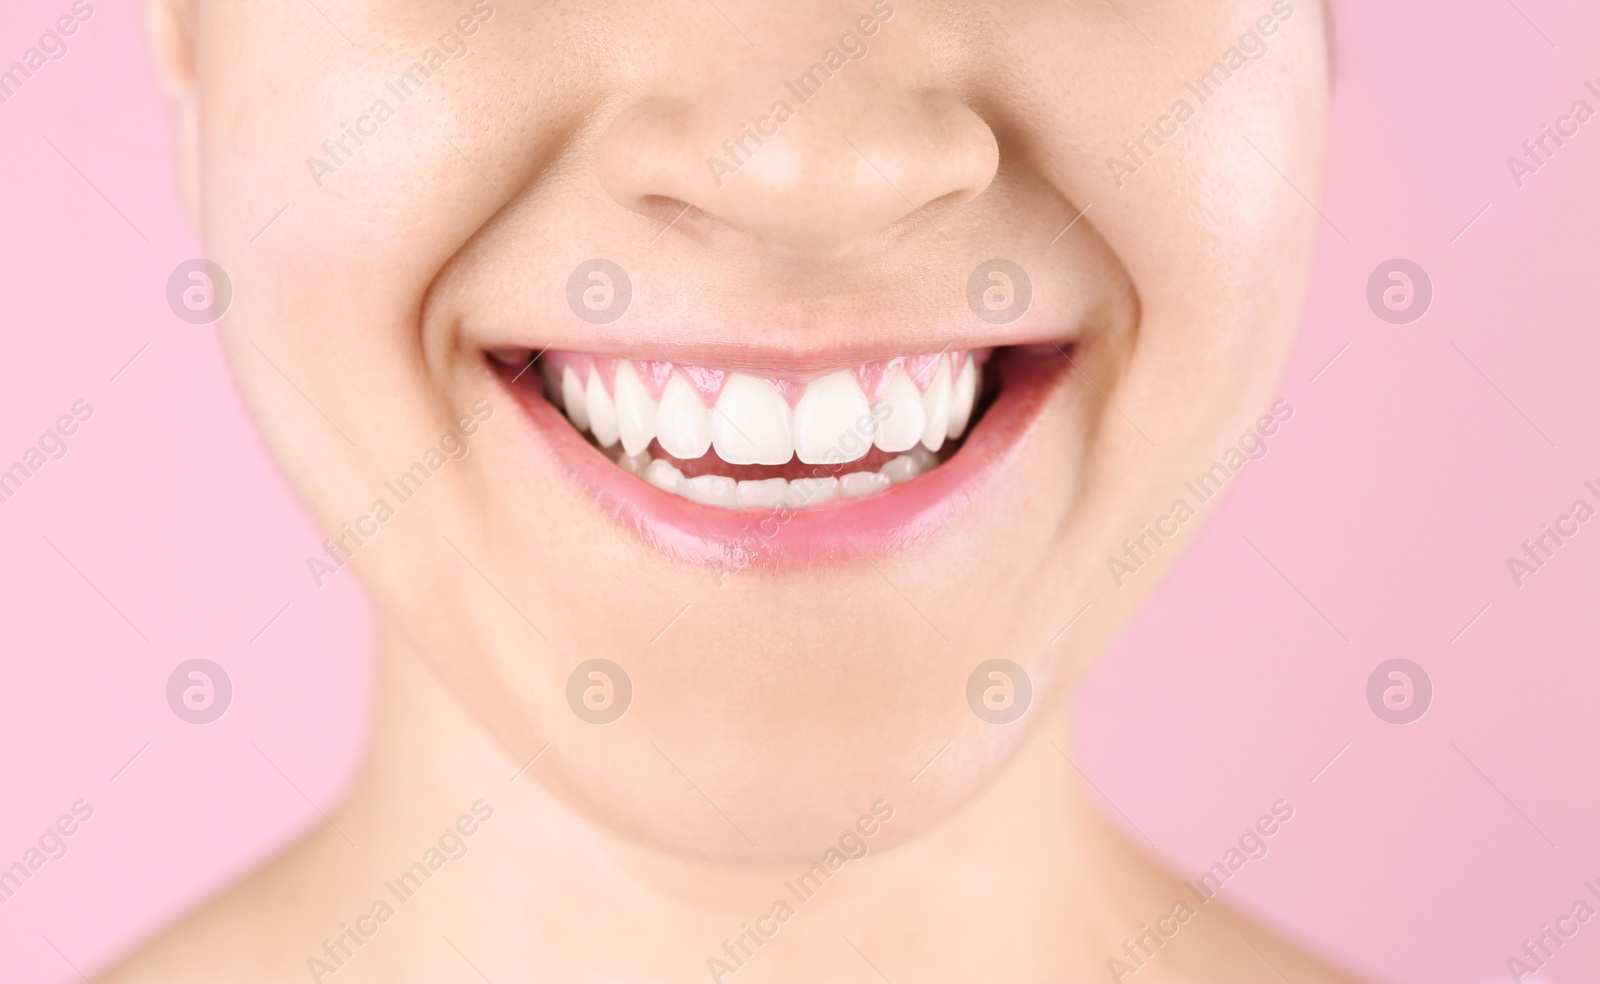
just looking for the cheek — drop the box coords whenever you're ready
[199,9,578,551]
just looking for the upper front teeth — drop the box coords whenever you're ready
[872,368,926,453]
[547,351,982,470]
[711,374,794,465]
[654,373,712,459]
[794,370,873,464]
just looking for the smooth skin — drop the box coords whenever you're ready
[114,0,1364,980]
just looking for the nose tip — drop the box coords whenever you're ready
[596,87,998,258]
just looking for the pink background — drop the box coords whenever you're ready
[1,1,1597,982]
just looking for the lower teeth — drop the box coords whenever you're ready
[619,446,941,510]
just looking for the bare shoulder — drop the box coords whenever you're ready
[1087,805,1376,984]
[1174,895,1375,984]
[98,825,354,984]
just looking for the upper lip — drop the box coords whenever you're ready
[475,320,1075,375]
[456,282,1090,371]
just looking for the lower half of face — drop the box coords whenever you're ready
[189,0,1327,862]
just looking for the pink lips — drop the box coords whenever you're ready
[497,348,1068,571]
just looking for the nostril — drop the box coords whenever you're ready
[594,99,702,213]
[635,194,696,230]
[595,88,998,257]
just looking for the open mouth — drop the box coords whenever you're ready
[491,343,1067,568]
[517,350,987,509]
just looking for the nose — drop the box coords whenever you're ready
[595,64,997,259]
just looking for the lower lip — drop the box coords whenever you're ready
[498,348,1068,572]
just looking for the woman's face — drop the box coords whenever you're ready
[161,0,1325,861]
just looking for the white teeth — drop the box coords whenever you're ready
[947,356,977,438]
[840,471,891,497]
[794,370,872,464]
[879,454,922,484]
[613,361,659,457]
[561,367,590,432]
[557,352,984,510]
[786,476,839,507]
[872,367,926,453]
[624,453,892,510]
[683,473,739,507]
[736,477,790,509]
[617,450,652,476]
[644,458,684,492]
[585,368,620,448]
[656,374,712,460]
[712,374,793,466]
[919,359,953,452]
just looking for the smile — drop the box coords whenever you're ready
[493,342,1071,569]
[534,350,983,508]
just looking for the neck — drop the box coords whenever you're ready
[312,623,1227,983]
